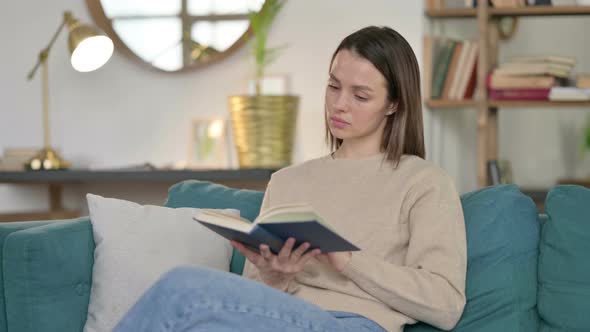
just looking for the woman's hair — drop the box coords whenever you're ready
[325,26,425,163]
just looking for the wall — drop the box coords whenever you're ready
[0,0,426,214]
[1,1,588,215]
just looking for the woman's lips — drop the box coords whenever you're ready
[330,116,350,129]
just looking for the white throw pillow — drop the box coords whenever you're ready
[83,194,236,332]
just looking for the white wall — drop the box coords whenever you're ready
[2,1,588,215]
[0,0,427,214]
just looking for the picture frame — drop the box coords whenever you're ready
[187,117,230,169]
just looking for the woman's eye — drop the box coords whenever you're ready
[355,95,368,101]
[328,84,340,90]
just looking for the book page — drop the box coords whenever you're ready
[196,209,253,233]
[255,203,313,222]
[257,206,337,233]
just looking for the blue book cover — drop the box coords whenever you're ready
[196,221,284,254]
[193,205,360,254]
[259,220,360,252]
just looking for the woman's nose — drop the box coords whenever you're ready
[333,92,349,112]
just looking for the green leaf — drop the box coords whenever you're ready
[248,0,287,82]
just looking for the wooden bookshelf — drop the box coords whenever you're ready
[426,5,590,18]
[425,1,590,188]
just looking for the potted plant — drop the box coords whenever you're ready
[585,118,590,155]
[229,0,299,169]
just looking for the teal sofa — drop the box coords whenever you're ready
[0,181,588,332]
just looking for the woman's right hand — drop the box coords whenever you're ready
[231,238,321,291]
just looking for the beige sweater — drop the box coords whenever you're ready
[243,153,467,332]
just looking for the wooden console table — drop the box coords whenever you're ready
[0,169,276,222]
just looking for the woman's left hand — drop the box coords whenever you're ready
[316,251,352,272]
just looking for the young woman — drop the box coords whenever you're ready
[115,26,466,332]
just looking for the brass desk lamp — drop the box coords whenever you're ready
[26,11,113,170]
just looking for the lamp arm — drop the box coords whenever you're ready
[27,12,73,80]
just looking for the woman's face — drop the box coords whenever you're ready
[325,49,394,148]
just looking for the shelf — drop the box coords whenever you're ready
[489,100,590,108]
[425,5,590,18]
[0,169,277,184]
[426,99,590,109]
[491,5,590,16]
[425,8,476,18]
[426,99,478,109]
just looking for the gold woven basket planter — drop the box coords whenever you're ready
[229,95,299,168]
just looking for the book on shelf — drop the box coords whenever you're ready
[526,0,552,5]
[193,204,360,254]
[549,87,590,101]
[432,39,457,99]
[487,160,513,185]
[577,75,590,89]
[551,0,577,5]
[488,73,557,89]
[426,36,478,101]
[441,42,464,99]
[489,87,551,100]
[508,55,576,67]
[427,0,585,9]
[492,0,527,8]
[494,62,572,78]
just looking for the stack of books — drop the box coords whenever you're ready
[426,0,586,10]
[488,55,575,101]
[0,148,38,171]
[424,37,479,101]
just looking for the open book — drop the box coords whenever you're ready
[193,204,360,254]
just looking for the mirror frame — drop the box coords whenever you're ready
[86,0,259,73]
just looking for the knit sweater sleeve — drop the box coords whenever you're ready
[340,172,467,330]
[241,177,273,281]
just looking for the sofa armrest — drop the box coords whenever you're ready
[3,217,94,332]
[0,220,54,331]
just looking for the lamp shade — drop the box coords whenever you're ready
[68,24,113,72]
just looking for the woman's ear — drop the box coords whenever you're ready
[385,103,398,116]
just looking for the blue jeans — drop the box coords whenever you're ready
[114,266,386,332]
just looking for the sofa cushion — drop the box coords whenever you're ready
[406,184,540,332]
[165,180,265,274]
[83,194,234,332]
[538,185,590,332]
[2,218,94,332]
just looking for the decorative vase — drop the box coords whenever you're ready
[229,95,299,168]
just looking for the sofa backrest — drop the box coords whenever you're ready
[406,184,541,332]
[164,180,264,274]
[538,185,590,331]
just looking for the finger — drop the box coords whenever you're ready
[232,241,264,266]
[259,244,274,261]
[291,242,310,261]
[299,249,322,266]
[278,238,296,263]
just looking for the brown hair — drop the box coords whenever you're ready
[325,26,425,164]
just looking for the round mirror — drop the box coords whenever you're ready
[86,0,266,72]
